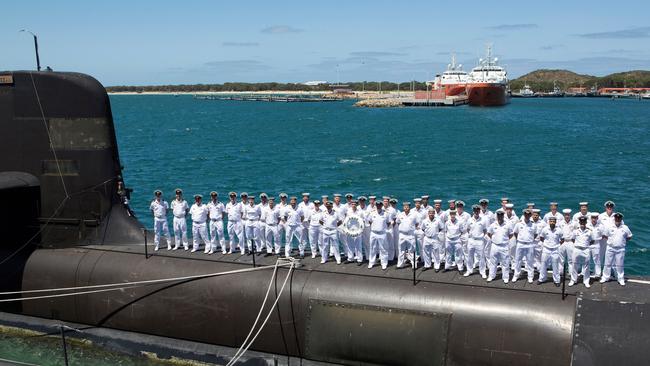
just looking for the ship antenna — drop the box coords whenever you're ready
[20,29,41,71]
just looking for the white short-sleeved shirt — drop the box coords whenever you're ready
[607,224,632,248]
[559,219,575,241]
[543,211,562,224]
[226,201,243,222]
[587,222,604,241]
[532,219,546,240]
[479,210,495,225]
[572,227,593,249]
[572,212,589,225]
[368,210,390,233]
[244,204,261,221]
[321,210,340,231]
[190,203,209,223]
[396,211,419,235]
[445,218,465,242]
[264,206,281,225]
[171,199,189,218]
[514,220,538,243]
[207,201,225,221]
[421,217,444,239]
[150,200,168,219]
[488,221,512,245]
[468,216,488,239]
[284,206,304,226]
[540,226,562,249]
[308,209,323,227]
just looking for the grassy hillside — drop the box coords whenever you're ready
[510,69,650,91]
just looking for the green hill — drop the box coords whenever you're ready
[510,69,650,91]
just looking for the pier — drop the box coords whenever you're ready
[355,95,468,108]
[194,94,343,102]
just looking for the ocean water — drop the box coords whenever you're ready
[111,96,650,275]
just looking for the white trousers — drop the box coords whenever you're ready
[346,234,363,262]
[321,229,341,263]
[300,222,309,246]
[368,232,388,269]
[227,221,244,253]
[264,225,280,254]
[244,220,261,252]
[589,244,602,277]
[445,240,464,271]
[209,219,225,252]
[571,247,591,284]
[397,233,415,268]
[533,241,542,269]
[153,218,171,248]
[362,228,371,260]
[259,222,267,252]
[602,246,625,281]
[172,216,188,248]
[539,247,561,283]
[514,243,535,281]
[308,226,320,256]
[285,225,302,256]
[559,242,575,275]
[421,237,443,269]
[466,238,486,275]
[488,243,510,282]
[192,222,209,251]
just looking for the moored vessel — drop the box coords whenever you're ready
[466,46,509,106]
[429,54,468,96]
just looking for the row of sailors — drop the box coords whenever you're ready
[150,190,632,286]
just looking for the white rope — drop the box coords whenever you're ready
[0,262,289,301]
[226,259,296,366]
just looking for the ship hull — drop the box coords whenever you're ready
[466,83,509,106]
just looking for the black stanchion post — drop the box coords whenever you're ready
[412,243,417,286]
[143,229,148,259]
[251,239,256,268]
[561,259,567,300]
[59,326,69,366]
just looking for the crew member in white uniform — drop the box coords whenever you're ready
[207,191,225,254]
[572,202,590,224]
[258,193,269,253]
[306,200,322,258]
[225,192,244,254]
[569,216,594,287]
[396,202,419,268]
[600,212,632,286]
[358,196,371,260]
[538,216,563,285]
[559,208,575,274]
[504,203,519,264]
[587,211,605,278]
[479,198,494,268]
[382,196,396,261]
[189,194,210,253]
[277,193,289,247]
[519,203,536,221]
[149,190,172,251]
[367,201,391,270]
[598,201,617,265]
[531,209,545,270]
[465,205,488,278]
[170,189,189,250]
[283,197,304,258]
[487,209,513,283]
[243,195,262,253]
[512,209,539,283]
[413,198,426,260]
[543,202,562,224]
[319,201,342,264]
[298,193,313,254]
[263,198,281,255]
[390,198,400,261]
[444,210,466,272]
[420,207,445,271]
[455,201,471,263]
[344,200,364,264]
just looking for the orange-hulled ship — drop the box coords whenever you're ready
[430,54,468,96]
[466,46,510,106]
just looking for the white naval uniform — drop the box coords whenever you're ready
[487,221,513,283]
[381,206,396,261]
[543,211,563,224]
[344,208,364,262]
[480,209,495,268]
[243,204,262,252]
[513,219,539,282]
[570,227,594,285]
[359,205,371,260]
[258,201,269,252]
[532,219,546,270]
[466,215,488,277]
[587,221,605,277]
[396,211,419,268]
[263,206,281,254]
[170,199,189,249]
[457,211,471,260]
[414,207,427,259]
[226,201,244,253]
[504,213,519,265]
[189,203,210,252]
[298,201,314,251]
[150,199,171,249]
[444,218,466,271]
[283,206,304,257]
[332,203,346,256]
[367,210,391,269]
[420,216,444,269]
[559,219,575,274]
[539,225,563,284]
[601,223,632,283]
[277,202,289,247]
[572,212,589,225]
[320,209,341,264]
[598,211,618,268]
[207,200,225,253]
[306,208,322,258]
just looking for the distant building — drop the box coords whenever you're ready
[303,81,328,86]
[329,84,353,95]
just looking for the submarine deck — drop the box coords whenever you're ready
[81,244,650,304]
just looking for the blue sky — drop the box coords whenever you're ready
[3,0,650,86]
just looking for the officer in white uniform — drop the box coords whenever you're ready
[298,193,313,253]
[531,209,545,270]
[512,209,538,283]
[572,202,590,224]
[569,216,594,287]
[543,202,562,224]
[396,202,419,268]
[306,200,322,258]
[263,198,281,255]
[258,193,269,252]
[504,203,519,264]
[319,201,342,264]
[456,201,471,261]
[243,196,262,254]
[390,198,400,261]
[598,201,617,265]
[189,194,210,253]
[149,190,172,251]
[225,192,244,254]
[538,216,563,285]
[207,191,225,254]
[367,201,391,270]
[170,189,189,250]
[420,207,445,271]
[487,209,513,283]
[559,208,575,274]
[277,193,289,247]
[465,205,488,278]
[384,196,398,261]
[520,203,536,221]
[587,211,605,278]
[600,212,632,286]
[444,210,466,272]
[344,200,364,264]
[358,196,371,260]
[479,199,495,268]
[283,197,304,258]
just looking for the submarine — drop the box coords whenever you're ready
[0,70,649,365]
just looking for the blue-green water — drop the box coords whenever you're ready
[111,96,650,275]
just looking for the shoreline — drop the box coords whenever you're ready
[107,90,416,97]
